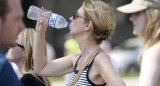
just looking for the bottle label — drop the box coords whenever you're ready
[48,13,59,28]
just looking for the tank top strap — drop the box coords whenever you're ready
[74,55,81,72]
[74,50,101,72]
[88,51,100,66]
[87,51,107,86]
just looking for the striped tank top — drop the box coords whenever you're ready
[66,52,107,86]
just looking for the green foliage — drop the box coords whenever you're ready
[120,73,140,78]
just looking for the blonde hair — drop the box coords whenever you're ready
[82,0,115,44]
[20,28,51,86]
[139,8,160,59]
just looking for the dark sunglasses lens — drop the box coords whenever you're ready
[17,44,24,49]
[73,11,76,19]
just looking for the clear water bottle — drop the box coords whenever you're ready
[27,5,70,29]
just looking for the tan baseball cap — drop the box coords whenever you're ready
[117,0,160,13]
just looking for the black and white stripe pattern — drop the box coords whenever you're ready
[66,52,107,86]
[66,68,91,86]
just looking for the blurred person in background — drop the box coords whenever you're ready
[100,40,119,74]
[46,42,56,61]
[33,0,126,86]
[117,0,160,85]
[100,40,112,53]
[7,29,51,86]
[0,0,24,85]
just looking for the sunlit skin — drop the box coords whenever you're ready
[129,11,146,37]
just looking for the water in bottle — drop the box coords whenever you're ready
[27,5,70,29]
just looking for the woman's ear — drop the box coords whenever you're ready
[84,21,93,31]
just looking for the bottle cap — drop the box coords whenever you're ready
[66,21,71,28]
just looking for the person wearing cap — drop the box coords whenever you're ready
[117,0,160,86]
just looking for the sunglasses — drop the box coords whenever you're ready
[73,11,85,20]
[16,43,24,49]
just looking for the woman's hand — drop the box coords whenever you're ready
[35,20,47,32]
[35,7,51,32]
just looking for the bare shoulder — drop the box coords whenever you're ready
[67,50,81,64]
[74,50,81,56]
[144,43,160,59]
[93,51,118,76]
[94,52,111,66]
[143,43,160,63]
[65,50,81,58]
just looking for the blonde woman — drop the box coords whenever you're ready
[7,29,51,86]
[117,0,160,86]
[33,0,126,86]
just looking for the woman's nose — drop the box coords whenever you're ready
[69,16,73,21]
[129,14,135,22]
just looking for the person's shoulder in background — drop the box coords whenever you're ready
[21,73,45,86]
[0,53,22,86]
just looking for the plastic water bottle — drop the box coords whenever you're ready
[27,5,70,29]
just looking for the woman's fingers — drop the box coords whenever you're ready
[35,20,47,31]
[41,7,47,12]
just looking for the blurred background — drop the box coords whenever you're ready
[21,0,140,85]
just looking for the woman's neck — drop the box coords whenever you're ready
[75,33,100,58]
[79,41,100,58]
[15,59,24,74]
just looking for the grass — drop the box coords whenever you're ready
[50,76,64,82]
[120,73,140,78]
